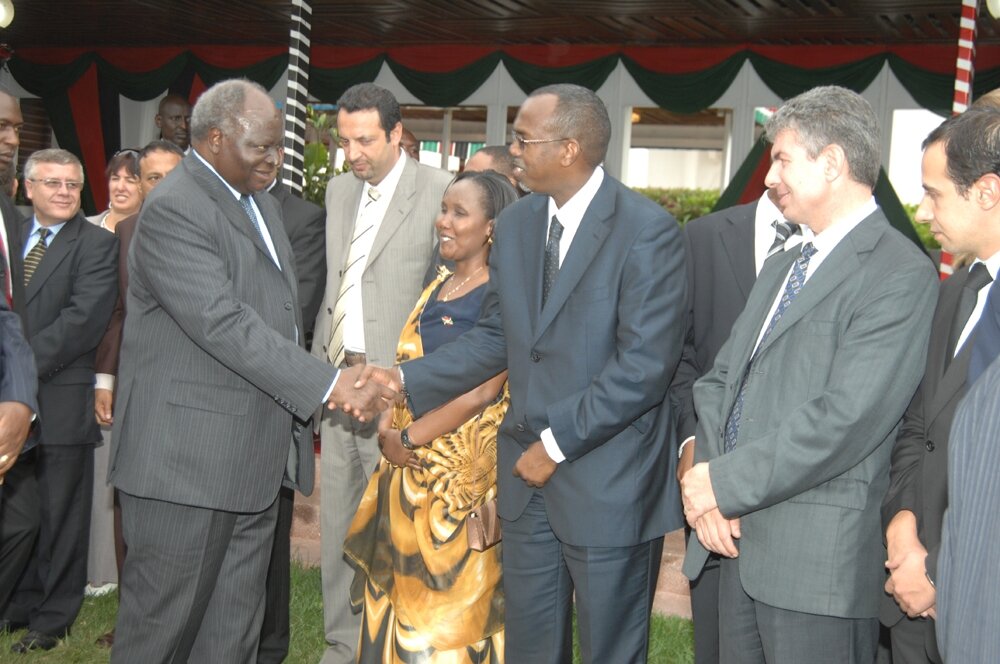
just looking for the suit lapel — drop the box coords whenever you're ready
[253,191,296,293]
[719,206,756,301]
[534,179,614,340]
[925,270,974,423]
[367,158,416,267]
[337,178,364,272]
[517,195,548,334]
[23,214,81,303]
[754,212,885,358]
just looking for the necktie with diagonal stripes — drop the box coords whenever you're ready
[328,187,379,366]
[724,242,817,453]
[766,220,799,261]
[23,228,51,286]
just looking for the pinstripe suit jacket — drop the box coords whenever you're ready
[310,157,451,368]
[0,297,38,422]
[937,353,1000,662]
[109,153,336,513]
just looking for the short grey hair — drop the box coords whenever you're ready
[530,84,611,168]
[190,79,271,142]
[765,85,881,189]
[24,148,84,183]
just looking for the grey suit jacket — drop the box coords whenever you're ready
[403,174,687,547]
[24,213,118,448]
[670,201,756,442]
[880,266,974,632]
[936,353,1000,663]
[311,157,451,367]
[110,153,336,512]
[683,210,938,619]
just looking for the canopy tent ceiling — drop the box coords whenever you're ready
[2,0,998,48]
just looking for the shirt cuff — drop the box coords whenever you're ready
[540,427,566,463]
[678,435,695,459]
[95,373,115,392]
[322,369,341,403]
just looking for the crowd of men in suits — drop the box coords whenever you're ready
[0,74,999,664]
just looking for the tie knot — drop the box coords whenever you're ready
[773,220,796,242]
[367,187,380,202]
[800,242,817,261]
[37,228,50,240]
[967,262,993,292]
[549,216,564,242]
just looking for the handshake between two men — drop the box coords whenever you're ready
[327,364,404,422]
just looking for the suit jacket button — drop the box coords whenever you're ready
[327,307,333,314]
[925,440,935,452]
[284,302,293,310]
[516,423,525,432]
[530,352,540,362]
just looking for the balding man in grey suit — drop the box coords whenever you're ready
[109,80,396,663]
[310,83,450,664]
[681,86,938,663]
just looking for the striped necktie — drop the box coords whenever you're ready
[23,228,51,286]
[766,221,799,261]
[328,186,380,366]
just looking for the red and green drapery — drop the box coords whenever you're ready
[11,43,1000,214]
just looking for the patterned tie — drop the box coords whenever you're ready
[724,242,818,452]
[23,228,51,286]
[766,220,800,261]
[239,194,266,243]
[328,187,380,366]
[947,262,992,361]
[968,277,1000,386]
[542,215,563,306]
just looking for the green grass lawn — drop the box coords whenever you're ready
[0,564,693,663]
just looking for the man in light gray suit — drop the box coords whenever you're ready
[310,83,451,663]
[681,86,938,663]
[108,80,397,663]
[383,83,687,663]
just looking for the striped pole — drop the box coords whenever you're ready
[940,0,981,278]
[282,0,312,195]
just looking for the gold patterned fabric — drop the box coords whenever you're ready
[344,274,508,663]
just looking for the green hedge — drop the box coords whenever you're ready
[632,188,938,251]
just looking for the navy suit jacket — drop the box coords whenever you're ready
[403,173,687,547]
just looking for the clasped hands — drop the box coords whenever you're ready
[327,364,403,422]
[682,461,741,558]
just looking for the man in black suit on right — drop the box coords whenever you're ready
[670,188,802,663]
[882,107,1000,663]
[0,88,25,319]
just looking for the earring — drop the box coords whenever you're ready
[487,234,494,246]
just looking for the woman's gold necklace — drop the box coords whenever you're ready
[440,266,485,302]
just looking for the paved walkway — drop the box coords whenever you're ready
[289,457,692,619]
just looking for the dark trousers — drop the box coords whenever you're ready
[0,452,39,616]
[257,486,293,664]
[690,552,721,664]
[718,556,879,664]
[112,491,278,664]
[5,444,93,635]
[502,491,663,664]
[889,613,941,664]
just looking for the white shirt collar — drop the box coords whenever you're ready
[364,149,406,203]
[809,197,877,256]
[193,148,244,201]
[547,166,605,231]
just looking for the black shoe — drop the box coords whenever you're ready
[0,619,27,634]
[10,630,60,653]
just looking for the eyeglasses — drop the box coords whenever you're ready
[28,178,84,192]
[510,130,569,150]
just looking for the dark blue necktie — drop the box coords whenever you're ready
[968,277,1000,386]
[724,242,818,453]
[239,194,266,244]
[542,215,563,306]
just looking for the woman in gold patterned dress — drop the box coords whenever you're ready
[344,170,520,663]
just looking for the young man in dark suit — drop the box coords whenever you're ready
[882,107,1000,663]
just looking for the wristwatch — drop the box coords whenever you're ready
[400,427,416,451]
